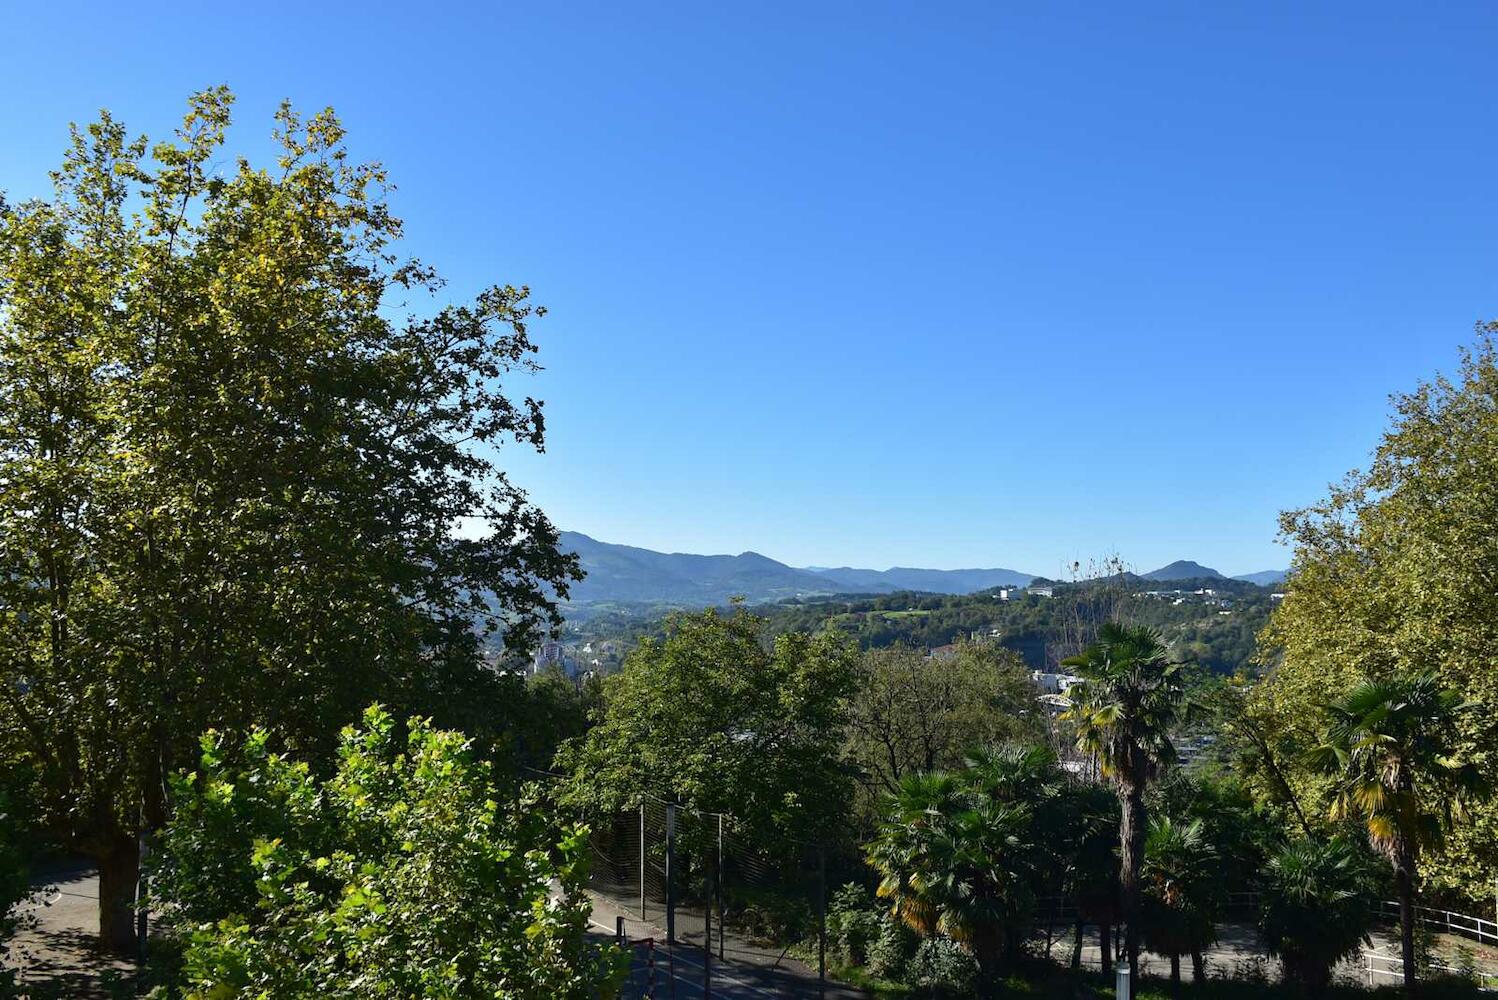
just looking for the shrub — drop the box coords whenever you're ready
[828,882,880,964]
[1258,836,1382,993]
[153,706,626,998]
[867,914,919,981]
[839,910,882,965]
[0,784,37,998]
[733,891,813,946]
[906,936,979,997]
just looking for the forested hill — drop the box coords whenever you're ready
[752,576,1275,675]
[556,531,1034,607]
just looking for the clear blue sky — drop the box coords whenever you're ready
[4,3,1493,577]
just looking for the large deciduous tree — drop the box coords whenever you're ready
[844,641,1040,817]
[557,605,857,851]
[1254,329,1498,907]
[0,90,579,947]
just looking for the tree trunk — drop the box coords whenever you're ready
[1099,922,1113,977]
[1170,952,1180,987]
[1395,841,1417,993]
[1119,777,1147,973]
[1191,947,1205,983]
[1071,919,1084,970]
[98,833,140,953]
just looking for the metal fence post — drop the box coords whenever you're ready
[704,829,713,998]
[135,831,150,963]
[717,813,725,961]
[818,845,827,999]
[639,803,646,920]
[665,803,676,944]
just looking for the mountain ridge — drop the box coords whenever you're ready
[557,533,1284,607]
[1140,559,1226,582]
[558,532,1035,606]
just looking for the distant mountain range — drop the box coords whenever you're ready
[802,566,1033,593]
[1138,560,1287,587]
[556,533,1285,608]
[557,532,1033,607]
[1231,569,1288,587]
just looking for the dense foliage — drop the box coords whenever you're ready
[865,745,1067,982]
[152,706,621,999]
[1138,817,1221,985]
[1308,675,1488,989]
[557,605,858,850]
[844,641,1043,819]
[1258,836,1384,993]
[1254,330,1498,905]
[0,90,578,945]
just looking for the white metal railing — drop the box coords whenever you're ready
[1362,950,1498,991]
[1373,899,1498,947]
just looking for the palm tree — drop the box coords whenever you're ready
[1062,622,1186,974]
[866,771,967,937]
[1139,817,1221,987]
[1258,836,1383,995]
[1059,783,1121,978]
[866,744,1061,982]
[1308,674,1489,992]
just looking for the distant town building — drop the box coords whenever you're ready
[1029,585,1054,598]
[1031,670,1084,696]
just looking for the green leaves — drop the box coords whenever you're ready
[1257,836,1383,992]
[1259,328,1498,902]
[1311,674,1489,858]
[0,89,580,926]
[156,709,624,999]
[1063,622,1186,784]
[557,605,857,853]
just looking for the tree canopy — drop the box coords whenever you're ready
[1255,329,1498,903]
[557,605,857,850]
[0,89,578,945]
[844,641,1041,813]
[153,706,621,999]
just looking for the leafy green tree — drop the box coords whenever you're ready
[1138,817,1220,986]
[557,605,857,850]
[1062,622,1187,973]
[1150,769,1278,902]
[1308,675,1489,991]
[1258,836,1383,995]
[154,706,622,999]
[0,92,578,947]
[845,641,1041,819]
[865,744,1061,982]
[1258,329,1498,905]
[512,668,603,774]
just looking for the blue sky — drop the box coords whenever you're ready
[3,3,1493,576]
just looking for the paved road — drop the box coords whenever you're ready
[586,888,867,999]
[8,863,137,999]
